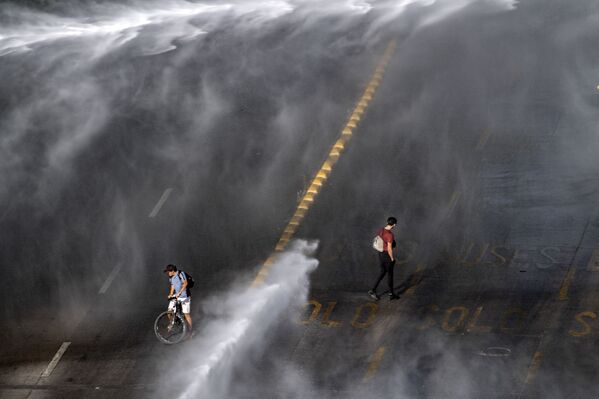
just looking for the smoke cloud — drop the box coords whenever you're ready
[153,239,318,399]
[0,0,521,321]
[4,0,599,398]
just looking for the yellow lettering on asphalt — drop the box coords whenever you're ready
[500,308,527,333]
[568,311,597,337]
[460,243,489,266]
[539,247,559,264]
[351,303,378,329]
[442,306,469,332]
[252,40,397,285]
[404,263,425,297]
[418,304,439,330]
[321,301,343,328]
[466,306,492,333]
[509,248,528,267]
[300,300,322,325]
[489,245,508,265]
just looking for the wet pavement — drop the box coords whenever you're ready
[2,0,599,398]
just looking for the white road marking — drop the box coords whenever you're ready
[478,346,512,357]
[98,262,123,294]
[41,342,71,378]
[445,190,461,217]
[148,188,173,218]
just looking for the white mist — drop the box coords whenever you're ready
[168,239,318,399]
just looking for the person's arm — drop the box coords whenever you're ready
[168,284,174,298]
[385,232,394,261]
[177,279,188,298]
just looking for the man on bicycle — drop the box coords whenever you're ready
[163,264,192,331]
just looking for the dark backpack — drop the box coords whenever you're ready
[179,271,195,289]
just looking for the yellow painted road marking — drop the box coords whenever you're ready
[523,351,543,385]
[404,263,425,296]
[300,300,322,325]
[568,311,597,337]
[253,40,397,285]
[466,306,492,333]
[442,306,469,332]
[558,220,590,300]
[321,301,343,327]
[351,303,378,328]
[363,346,386,381]
[558,265,577,301]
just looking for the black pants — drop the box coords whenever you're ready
[372,252,395,293]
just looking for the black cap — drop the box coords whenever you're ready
[163,264,177,273]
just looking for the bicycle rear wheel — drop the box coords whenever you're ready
[154,311,187,344]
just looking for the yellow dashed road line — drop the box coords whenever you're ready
[252,40,397,285]
[363,346,387,381]
[558,265,577,301]
[523,351,543,385]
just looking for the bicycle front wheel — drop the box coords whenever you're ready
[154,311,187,344]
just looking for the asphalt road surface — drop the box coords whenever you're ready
[1,0,599,398]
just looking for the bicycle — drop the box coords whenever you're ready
[154,297,189,344]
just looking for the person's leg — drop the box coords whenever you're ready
[182,299,192,330]
[372,261,387,292]
[184,314,192,329]
[387,261,395,294]
[167,299,175,324]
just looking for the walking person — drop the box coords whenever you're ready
[369,217,400,301]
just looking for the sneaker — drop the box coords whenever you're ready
[389,293,400,301]
[368,290,380,301]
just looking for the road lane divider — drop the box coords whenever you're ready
[363,346,386,381]
[41,342,71,378]
[445,189,461,218]
[148,188,173,218]
[98,262,123,294]
[523,351,543,385]
[253,40,397,285]
[558,265,577,301]
[558,220,590,300]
